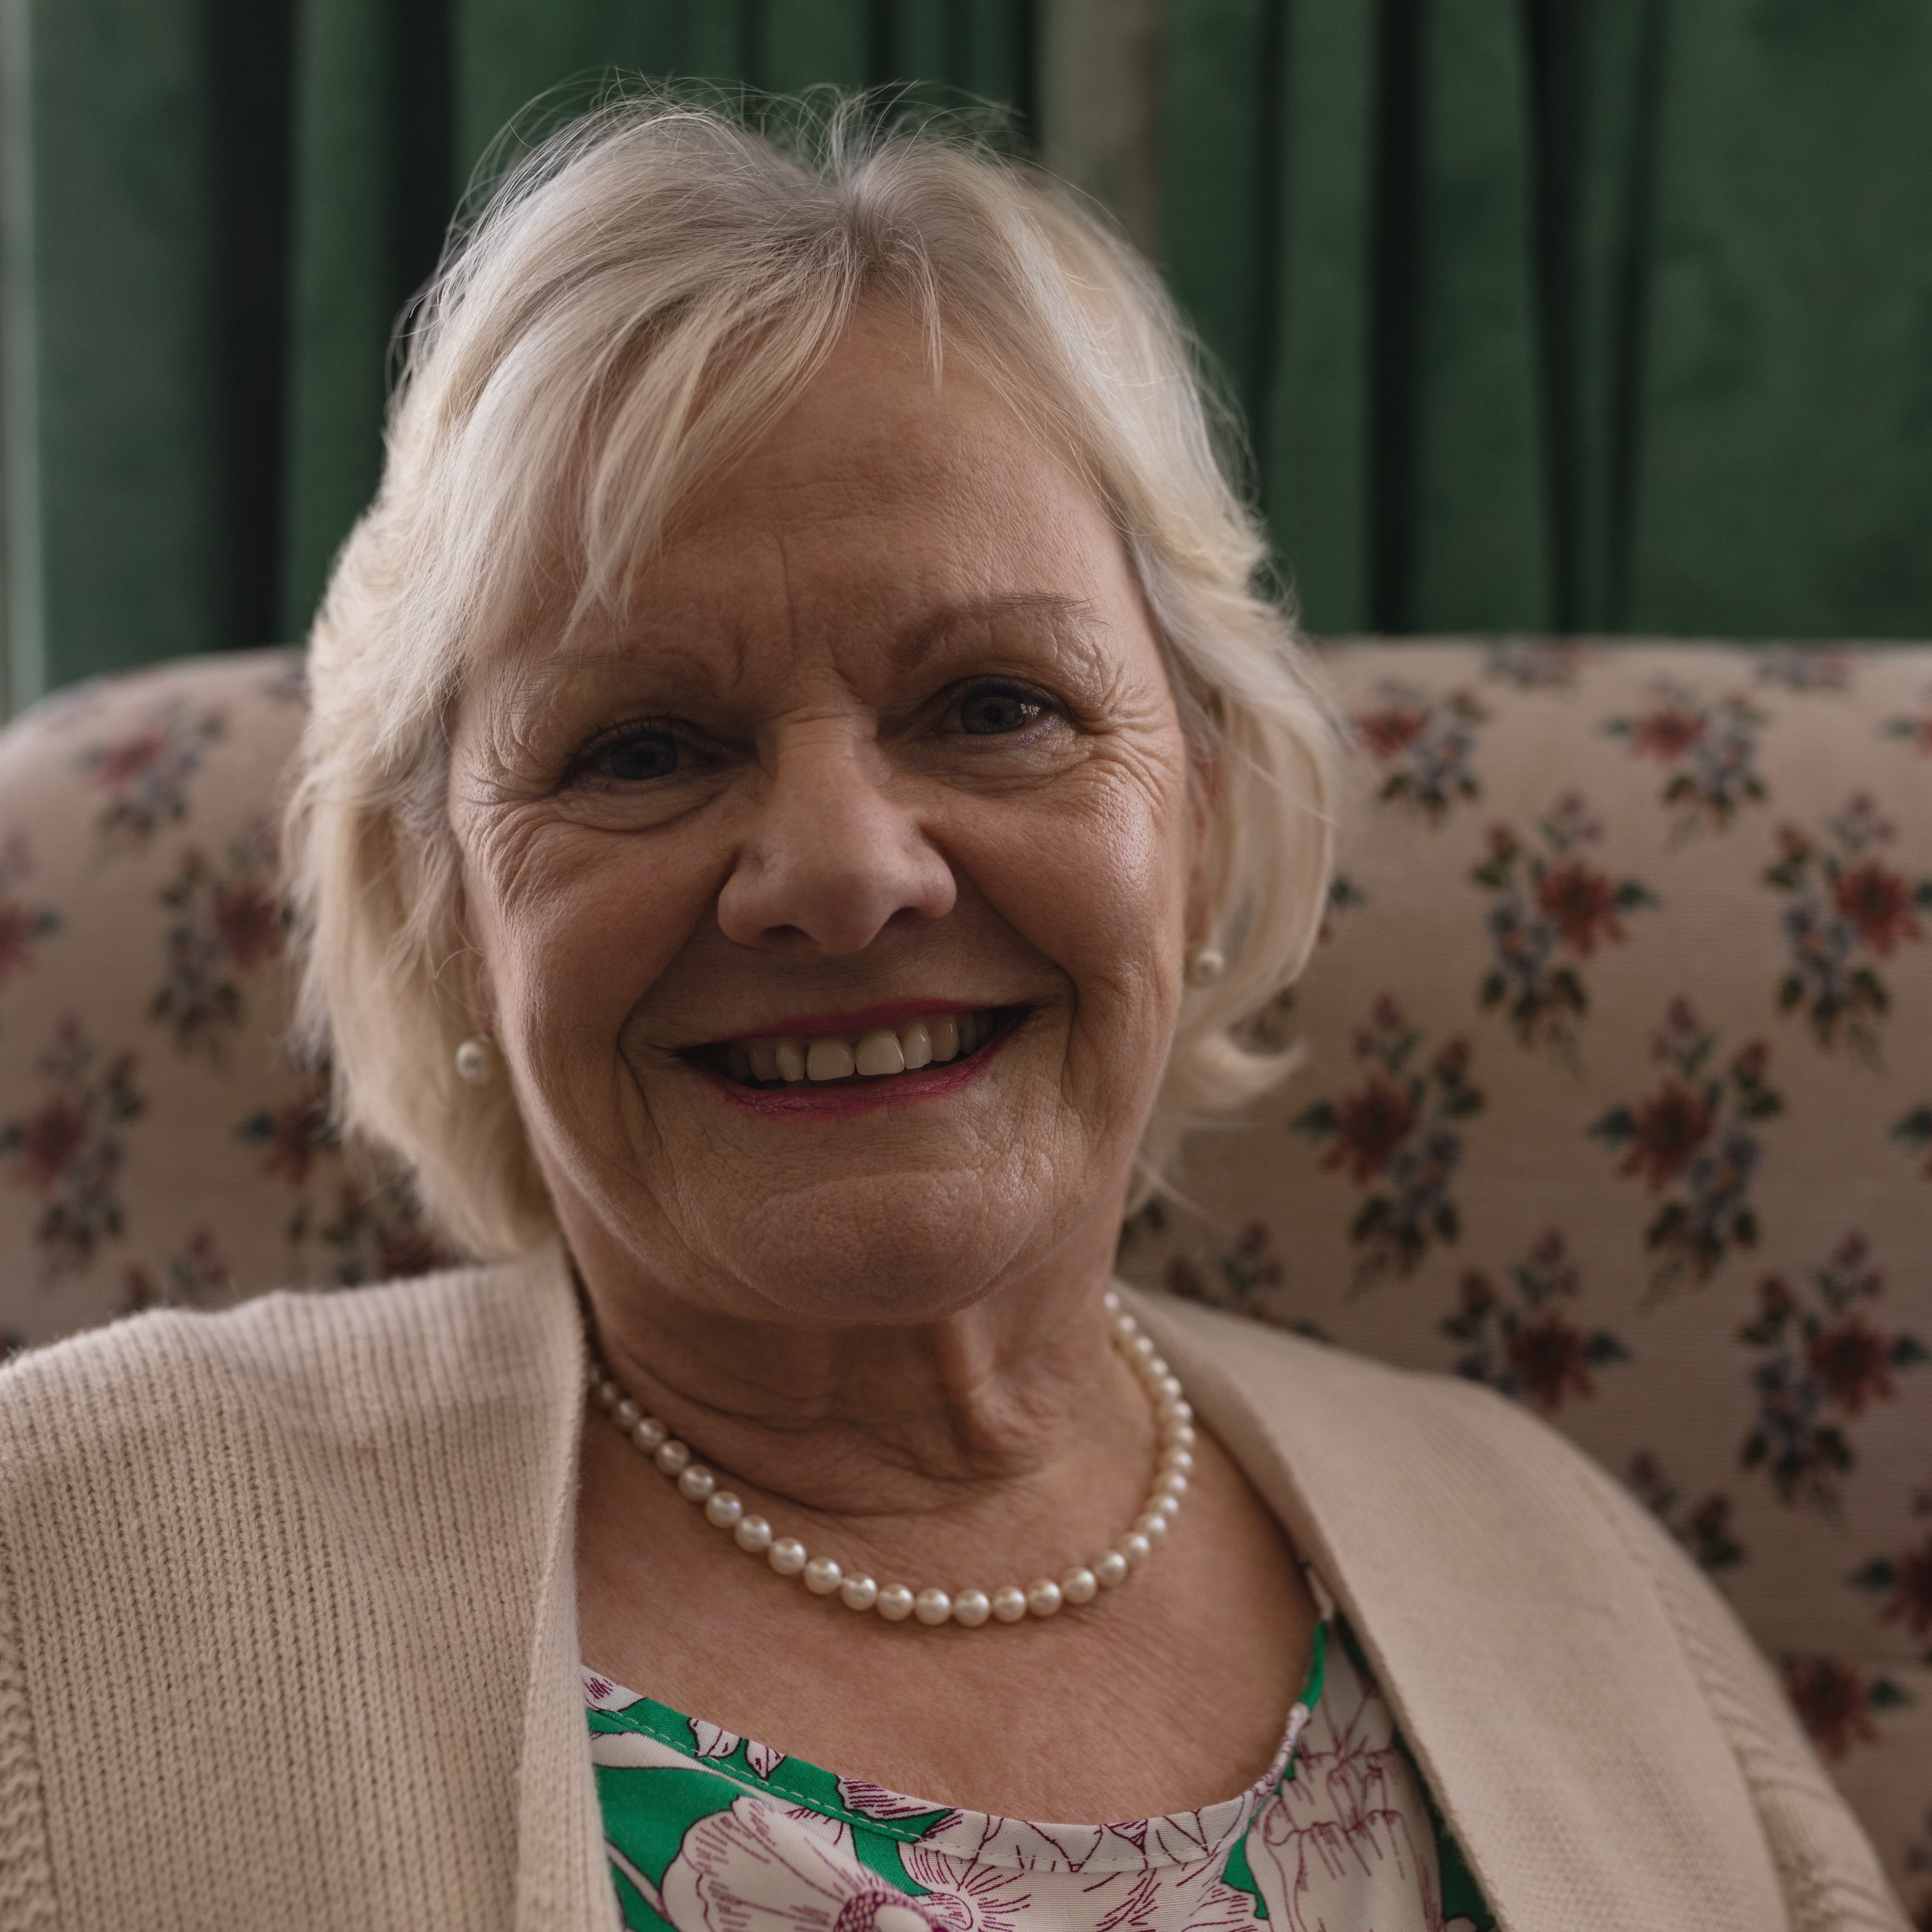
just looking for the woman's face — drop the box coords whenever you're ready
[448,310,1205,1327]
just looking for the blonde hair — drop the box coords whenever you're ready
[283,92,1338,1260]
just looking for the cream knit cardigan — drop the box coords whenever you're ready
[0,1247,1907,1932]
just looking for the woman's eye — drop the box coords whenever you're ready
[582,729,682,783]
[957,684,1048,737]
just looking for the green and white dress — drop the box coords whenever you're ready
[584,1616,1493,1932]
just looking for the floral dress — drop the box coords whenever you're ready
[584,1618,1493,1932]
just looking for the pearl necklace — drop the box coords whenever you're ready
[586,1289,1195,1628]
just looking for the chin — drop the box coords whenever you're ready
[689,1165,1058,1329]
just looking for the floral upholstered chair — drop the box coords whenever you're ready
[1,640,1929,1913]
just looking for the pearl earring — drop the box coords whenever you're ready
[1184,942,1226,988]
[454,1035,496,1085]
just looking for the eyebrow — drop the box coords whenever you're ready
[889,592,1101,673]
[539,590,1099,679]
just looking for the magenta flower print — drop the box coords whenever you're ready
[689,1718,787,1781]
[903,1826,1257,1932]
[580,1668,642,1713]
[654,1793,1264,1932]
[657,1798,904,1932]
[1248,1641,1464,1932]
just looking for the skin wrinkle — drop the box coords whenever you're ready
[447,307,1315,1822]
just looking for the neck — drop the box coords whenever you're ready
[568,1207,1143,1545]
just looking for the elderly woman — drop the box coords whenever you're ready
[0,100,1904,1932]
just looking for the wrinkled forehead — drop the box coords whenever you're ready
[464,310,1136,712]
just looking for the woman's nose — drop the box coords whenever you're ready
[715,723,957,956]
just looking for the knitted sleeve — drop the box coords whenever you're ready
[0,1518,58,1930]
[1580,1452,1909,1932]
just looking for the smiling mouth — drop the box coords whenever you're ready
[696,1007,1021,1088]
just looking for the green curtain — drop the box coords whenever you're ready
[7,0,1932,703]
[1165,0,1932,638]
[2,0,1035,702]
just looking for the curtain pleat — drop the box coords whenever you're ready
[8,0,1932,699]
[4,0,221,693]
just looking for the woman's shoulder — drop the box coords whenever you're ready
[1129,1282,1650,1560]
[0,1248,589,1932]
[0,1246,580,1492]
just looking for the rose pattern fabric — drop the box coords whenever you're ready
[1440,1231,1630,1413]
[1627,1452,1746,1572]
[0,651,446,1327]
[583,1623,1491,1932]
[1851,1505,1932,1663]
[78,693,227,850]
[150,820,288,1062]
[1602,679,1768,837]
[1764,795,1932,1065]
[1352,683,1488,824]
[0,1018,145,1277]
[1469,793,1657,1063]
[1588,1001,1784,1297]
[1737,1237,1928,1515]
[1290,997,1484,1288]
[0,834,60,1013]
[3,640,1928,1908]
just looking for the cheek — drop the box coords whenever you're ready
[975,762,1192,1029]
[469,824,712,1054]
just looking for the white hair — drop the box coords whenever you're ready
[283,92,1339,1260]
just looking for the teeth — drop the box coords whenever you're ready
[853,1030,905,1077]
[718,1009,1004,1088]
[806,1038,856,1082]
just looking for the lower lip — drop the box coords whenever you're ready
[697,1028,1011,1120]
